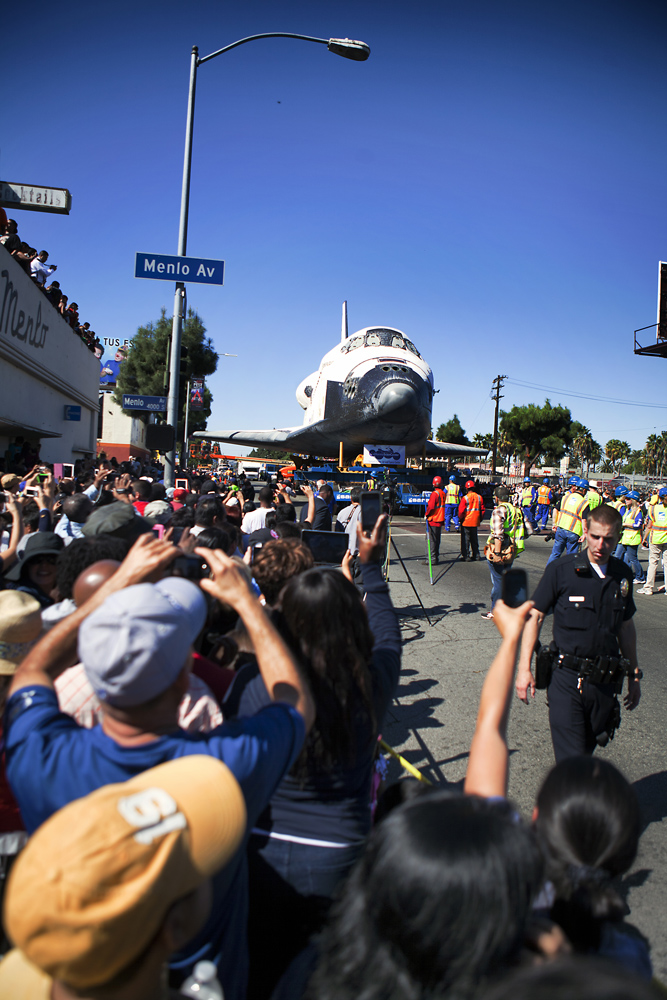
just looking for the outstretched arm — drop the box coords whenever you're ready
[515,607,545,701]
[198,547,315,732]
[464,599,534,799]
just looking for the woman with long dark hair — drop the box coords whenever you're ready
[534,756,651,977]
[240,516,401,999]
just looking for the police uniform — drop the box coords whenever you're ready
[531,552,636,762]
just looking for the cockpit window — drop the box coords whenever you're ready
[366,330,381,346]
[403,338,421,358]
[340,329,420,355]
[340,335,364,354]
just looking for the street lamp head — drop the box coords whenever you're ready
[327,37,370,61]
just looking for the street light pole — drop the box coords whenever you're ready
[163,33,370,486]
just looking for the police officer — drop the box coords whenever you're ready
[516,503,641,762]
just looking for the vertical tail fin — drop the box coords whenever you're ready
[341,300,348,342]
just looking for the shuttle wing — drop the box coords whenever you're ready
[195,428,302,449]
[424,440,489,457]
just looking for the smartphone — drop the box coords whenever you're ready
[175,478,189,489]
[62,463,74,478]
[36,473,48,483]
[301,529,349,565]
[152,524,165,539]
[172,554,208,581]
[501,568,528,608]
[23,488,39,497]
[360,491,382,535]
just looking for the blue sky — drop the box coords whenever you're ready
[4,0,666,455]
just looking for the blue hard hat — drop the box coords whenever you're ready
[523,477,531,484]
[568,476,580,487]
[659,487,667,498]
[627,490,640,500]
[543,478,549,485]
[578,478,589,489]
[449,475,456,481]
[614,486,628,497]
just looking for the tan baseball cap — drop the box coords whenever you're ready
[0,591,42,674]
[4,755,246,989]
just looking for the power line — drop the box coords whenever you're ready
[506,378,667,410]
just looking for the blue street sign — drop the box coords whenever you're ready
[134,252,224,285]
[122,394,168,412]
[63,405,81,421]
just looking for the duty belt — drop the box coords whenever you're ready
[552,650,641,685]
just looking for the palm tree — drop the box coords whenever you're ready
[605,439,631,475]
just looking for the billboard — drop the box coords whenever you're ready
[99,337,133,387]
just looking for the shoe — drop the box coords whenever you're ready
[636,587,652,595]
[480,611,494,620]
[633,579,646,585]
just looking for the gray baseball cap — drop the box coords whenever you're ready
[78,578,207,708]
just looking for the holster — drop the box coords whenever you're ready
[534,641,554,690]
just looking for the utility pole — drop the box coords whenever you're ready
[491,375,507,477]
[183,378,191,470]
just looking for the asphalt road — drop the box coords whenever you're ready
[379,513,667,980]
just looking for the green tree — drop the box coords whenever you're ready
[604,439,631,474]
[435,415,468,445]
[248,447,293,462]
[114,308,218,443]
[499,400,573,477]
[472,432,493,452]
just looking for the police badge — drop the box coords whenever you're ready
[620,578,629,598]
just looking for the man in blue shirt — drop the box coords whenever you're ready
[4,534,314,1000]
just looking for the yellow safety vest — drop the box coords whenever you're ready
[650,505,667,545]
[610,498,625,513]
[537,485,551,504]
[557,491,588,537]
[586,490,601,510]
[521,487,534,507]
[487,503,524,554]
[445,483,460,504]
[621,508,641,547]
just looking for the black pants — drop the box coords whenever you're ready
[547,666,619,762]
[427,523,442,560]
[461,526,479,560]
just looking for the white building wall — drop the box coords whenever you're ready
[0,246,99,464]
[99,393,147,450]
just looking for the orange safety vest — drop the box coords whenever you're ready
[427,488,446,525]
[537,485,551,504]
[461,491,482,527]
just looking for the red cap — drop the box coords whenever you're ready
[432,476,442,487]
[172,489,187,501]
[465,480,475,489]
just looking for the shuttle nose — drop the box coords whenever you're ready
[376,381,420,422]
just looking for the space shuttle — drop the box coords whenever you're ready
[195,304,487,461]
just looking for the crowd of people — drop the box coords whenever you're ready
[0,213,101,354]
[0,457,661,998]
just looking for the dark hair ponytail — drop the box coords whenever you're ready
[535,757,640,950]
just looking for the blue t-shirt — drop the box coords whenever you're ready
[4,686,305,1000]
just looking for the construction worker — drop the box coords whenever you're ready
[444,474,461,531]
[482,486,524,619]
[586,481,602,511]
[610,486,628,516]
[424,476,447,565]
[535,478,553,532]
[458,479,485,561]
[637,486,667,595]
[547,477,589,565]
[520,477,537,530]
[616,491,646,584]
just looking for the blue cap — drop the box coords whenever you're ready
[78,578,207,709]
[568,476,580,487]
[614,486,628,497]
[578,478,589,489]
